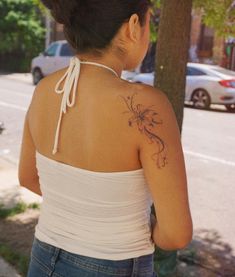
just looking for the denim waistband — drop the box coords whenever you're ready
[28,237,156,277]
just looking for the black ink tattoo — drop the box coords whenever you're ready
[120,93,167,169]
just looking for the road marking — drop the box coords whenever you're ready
[0,101,27,111]
[0,87,32,98]
[184,150,235,167]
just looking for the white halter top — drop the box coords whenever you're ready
[34,56,155,260]
[35,151,154,260]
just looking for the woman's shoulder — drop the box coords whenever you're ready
[117,80,172,116]
[30,67,68,104]
[27,69,68,122]
[36,67,68,92]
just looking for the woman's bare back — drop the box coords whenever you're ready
[28,66,142,172]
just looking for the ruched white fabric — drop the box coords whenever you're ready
[35,151,155,260]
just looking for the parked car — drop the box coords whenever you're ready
[121,70,139,81]
[32,41,136,85]
[132,63,235,112]
[31,40,75,85]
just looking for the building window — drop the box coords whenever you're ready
[198,24,214,58]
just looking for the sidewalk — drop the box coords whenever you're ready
[0,158,41,276]
[0,257,21,277]
[0,73,32,85]
[0,158,41,209]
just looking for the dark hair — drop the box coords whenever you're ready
[41,0,150,54]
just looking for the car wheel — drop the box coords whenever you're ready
[191,89,211,109]
[225,104,235,112]
[33,68,43,85]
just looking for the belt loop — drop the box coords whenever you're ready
[49,247,61,276]
[131,257,139,277]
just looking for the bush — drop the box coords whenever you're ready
[0,0,46,72]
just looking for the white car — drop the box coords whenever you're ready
[31,41,136,85]
[132,63,235,112]
[121,70,139,81]
[31,40,75,85]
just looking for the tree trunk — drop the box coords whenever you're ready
[153,1,192,276]
[155,0,193,132]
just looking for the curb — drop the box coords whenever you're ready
[0,257,21,277]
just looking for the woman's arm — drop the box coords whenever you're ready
[123,85,192,250]
[18,109,42,196]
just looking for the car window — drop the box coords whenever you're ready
[60,43,75,57]
[187,67,207,76]
[45,43,59,57]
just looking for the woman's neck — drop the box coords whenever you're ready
[76,52,124,78]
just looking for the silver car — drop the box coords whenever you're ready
[132,63,235,112]
[31,41,133,85]
[31,40,75,85]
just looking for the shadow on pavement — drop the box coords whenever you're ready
[0,209,39,257]
[179,229,235,276]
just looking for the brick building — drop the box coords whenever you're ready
[190,9,224,66]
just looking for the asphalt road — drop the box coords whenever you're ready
[0,74,235,255]
[0,75,33,164]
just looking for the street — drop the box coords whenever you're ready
[0,75,33,164]
[0,74,235,255]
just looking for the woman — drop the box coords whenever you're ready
[18,1,192,276]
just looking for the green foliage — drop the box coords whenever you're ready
[0,202,40,219]
[194,0,235,37]
[33,0,48,13]
[0,202,27,218]
[0,0,46,71]
[28,202,40,210]
[152,0,235,37]
[150,0,162,42]
[0,243,29,277]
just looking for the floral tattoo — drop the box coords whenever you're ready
[121,93,167,169]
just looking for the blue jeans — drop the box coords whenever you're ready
[27,237,157,277]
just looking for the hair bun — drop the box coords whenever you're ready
[41,0,78,25]
[40,0,150,54]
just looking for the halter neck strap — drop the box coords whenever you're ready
[52,56,118,155]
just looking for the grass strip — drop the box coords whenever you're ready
[0,202,40,219]
[0,243,29,277]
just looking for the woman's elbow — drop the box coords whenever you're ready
[172,231,193,250]
[18,174,42,196]
[18,173,30,189]
[169,222,193,250]
[153,222,193,250]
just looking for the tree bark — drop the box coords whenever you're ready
[153,1,192,276]
[155,0,193,132]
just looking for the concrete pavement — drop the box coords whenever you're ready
[0,257,21,277]
[0,158,41,277]
[0,73,39,276]
[0,158,42,209]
